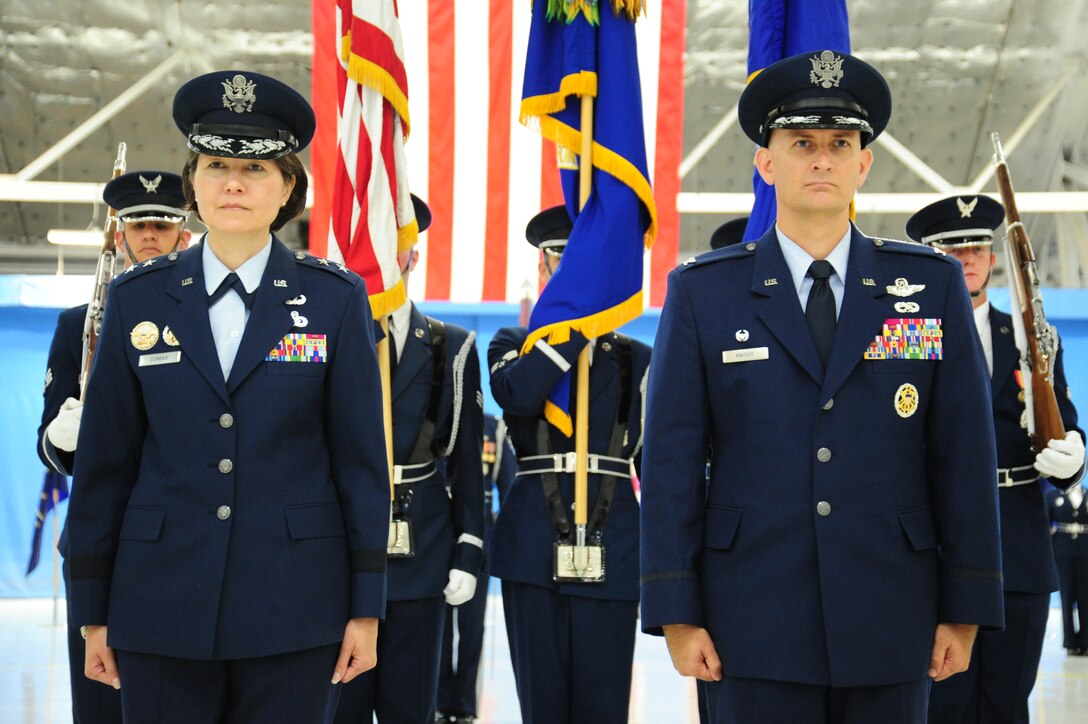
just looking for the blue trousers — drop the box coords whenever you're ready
[928,591,1049,724]
[706,676,931,724]
[63,558,123,724]
[502,580,637,724]
[115,642,341,724]
[437,573,489,716]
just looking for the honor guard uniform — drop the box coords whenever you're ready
[437,413,517,723]
[435,409,515,718]
[1048,485,1088,654]
[908,196,1086,723]
[487,207,652,724]
[641,51,1004,724]
[335,196,485,724]
[709,216,751,251]
[66,71,390,724]
[37,170,190,724]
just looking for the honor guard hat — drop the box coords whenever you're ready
[411,194,432,233]
[710,217,750,250]
[738,50,892,148]
[103,171,187,223]
[905,196,1005,248]
[173,70,316,159]
[526,205,573,252]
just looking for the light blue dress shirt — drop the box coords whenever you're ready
[203,235,273,379]
[776,224,852,318]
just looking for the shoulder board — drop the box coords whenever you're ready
[295,252,361,282]
[114,252,180,285]
[678,242,756,272]
[870,236,952,261]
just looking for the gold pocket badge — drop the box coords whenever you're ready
[163,326,180,347]
[895,383,919,418]
[130,321,159,351]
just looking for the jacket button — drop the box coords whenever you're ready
[219,413,234,429]
[817,447,832,463]
[817,501,832,517]
[216,505,231,520]
[822,398,834,411]
[218,458,233,474]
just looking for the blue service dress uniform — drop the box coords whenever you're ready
[930,306,1084,723]
[488,327,651,724]
[335,302,484,724]
[1048,488,1088,652]
[65,239,390,724]
[37,303,124,724]
[437,414,517,720]
[641,226,1004,722]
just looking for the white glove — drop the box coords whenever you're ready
[1034,431,1086,480]
[443,569,477,606]
[46,397,83,452]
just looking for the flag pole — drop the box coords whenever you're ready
[51,485,60,627]
[378,318,395,500]
[573,95,594,572]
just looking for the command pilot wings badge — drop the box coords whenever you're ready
[139,174,162,193]
[887,278,926,297]
[221,74,256,113]
[957,197,978,218]
[809,51,845,89]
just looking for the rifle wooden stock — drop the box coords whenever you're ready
[991,133,1065,450]
[79,142,127,397]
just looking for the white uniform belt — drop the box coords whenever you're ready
[1056,522,1086,535]
[392,460,437,485]
[997,465,1037,488]
[517,452,632,479]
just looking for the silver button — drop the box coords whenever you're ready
[216,505,231,520]
[817,447,832,463]
[873,239,885,247]
[295,251,306,260]
[816,501,831,517]
[745,242,757,251]
[219,413,234,429]
[168,252,178,261]
[218,458,233,474]
[822,398,834,411]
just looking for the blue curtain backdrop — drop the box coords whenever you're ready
[0,277,1085,597]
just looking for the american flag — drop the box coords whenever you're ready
[324,0,416,319]
[312,1,685,308]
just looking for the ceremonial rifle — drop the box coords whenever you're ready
[991,132,1065,450]
[79,142,127,397]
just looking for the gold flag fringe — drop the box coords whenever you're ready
[341,33,412,137]
[368,278,408,320]
[542,0,645,24]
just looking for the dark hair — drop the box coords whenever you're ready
[181,151,308,232]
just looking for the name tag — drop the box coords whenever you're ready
[722,347,769,364]
[138,351,182,367]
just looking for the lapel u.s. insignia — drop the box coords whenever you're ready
[764,278,778,286]
[862,278,876,286]
[163,326,180,347]
[895,383,919,418]
[182,277,193,287]
[130,321,159,351]
[894,301,920,314]
[273,279,287,288]
[887,278,925,297]
[290,311,308,329]
[285,294,307,306]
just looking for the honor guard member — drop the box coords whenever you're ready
[709,216,751,251]
[437,413,517,723]
[908,196,1086,723]
[37,169,191,724]
[1047,484,1088,655]
[641,51,1005,724]
[487,206,652,724]
[66,71,390,724]
[335,195,484,724]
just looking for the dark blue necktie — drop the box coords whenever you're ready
[806,260,836,367]
[208,272,255,310]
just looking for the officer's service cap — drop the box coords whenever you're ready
[103,171,187,224]
[526,205,572,251]
[905,196,1005,248]
[411,194,432,233]
[710,217,750,250]
[173,70,315,160]
[738,50,891,148]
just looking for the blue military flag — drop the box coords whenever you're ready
[26,470,69,575]
[520,0,656,435]
[745,0,851,242]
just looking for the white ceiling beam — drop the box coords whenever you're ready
[678,107,739,179]
[14,51,187,182]
[873,132,954,193]
[677,191,1088,214]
